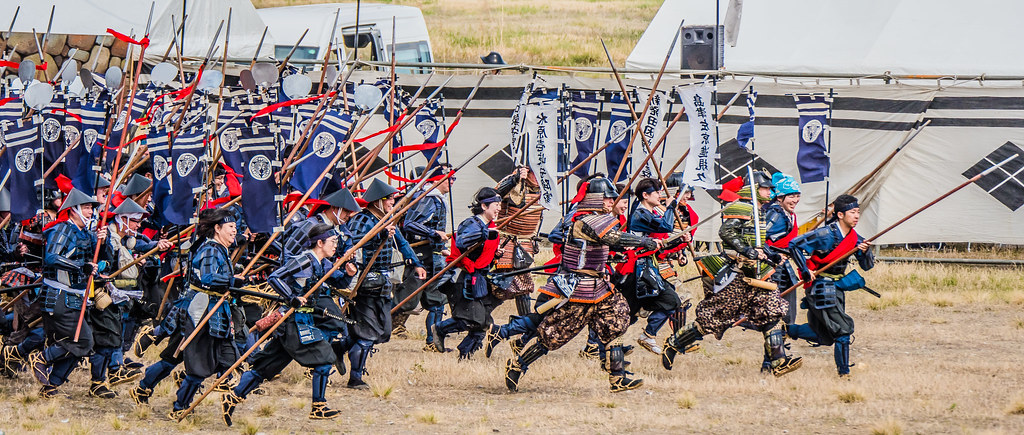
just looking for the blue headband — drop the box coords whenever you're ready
[835,200,860,214]
[480,194,501,205]
[307,228,339,246]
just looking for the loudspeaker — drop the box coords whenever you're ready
[680,25,724,70]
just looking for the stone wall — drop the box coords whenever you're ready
[1,32,136,80]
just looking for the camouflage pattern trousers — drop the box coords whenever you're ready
[537,292,630,351]
[695,277,788,339]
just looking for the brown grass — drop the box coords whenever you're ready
[2,253,1024,433]
[251,0,662,66]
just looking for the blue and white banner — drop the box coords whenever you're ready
[569,91,599,179]
[290,110,353,199]
[794,95,831,183]
[240,122,279,233]
[2,119,41,221]
[677,84,719,190]
[634,89,668,179]
[604,93,633,182]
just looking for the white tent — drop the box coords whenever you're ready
[626,0,1024,77]
[0,0,274,64]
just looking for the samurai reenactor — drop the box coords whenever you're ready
[0,188,45,378]
[222,223,357,425]
[337,178,425,390]
[102,199,173,387]
[625,177,689,356]
[661,171,803,377]
[491,166,543,317]
[503,177,659,393]
[787,194,874,377]
[760,172,802,372]
[29,188,112,398]
[394,165,454,349]
[431,187,504,359]
[167,208,242,420]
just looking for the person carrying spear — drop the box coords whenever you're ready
[785,194,874,378]
[29,188,112,399]
[759,172,803,373]
[661,171,803,377]
[430,187,505,359]
[338,178,426,390]
[166,207,246,420]
[221,223,357,425]
[503,176,660,393]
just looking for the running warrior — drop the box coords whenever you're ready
[30,189,111,398]
[661,171,803,377]
[0,188,44,378]
[167,208,241,419]
[394,165,454,348]
[761,172,802,374]
[431,187,504,359]
[786,194,874,377]
[491,166,543,317]
[503,177,659,393]
[339,178,426,389]
[222,223,357,425]
[626,177,690,355]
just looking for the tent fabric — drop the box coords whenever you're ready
[626,0,1024,77]
[0,0,274,64]
[362,72,1024,244]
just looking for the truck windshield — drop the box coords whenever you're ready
[275,45,319,62]
[390,41,432,74]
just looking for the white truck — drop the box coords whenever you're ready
[256,2,434,74]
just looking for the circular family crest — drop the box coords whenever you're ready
[15,147,35,172]
[312,131,336,158]
[83,128,98,153]
[113,111,127,131]
[63,125,81,147]
[802,119,823,143]
[610,120,628,141]
[42,118,62,143]
[176,153,198,177]
[248,154,273,181]
[416,119,437,139]
[153,155,169,180]
[220,129,240,152]
[574,117,593,142]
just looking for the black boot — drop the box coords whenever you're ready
[221,391,245,426]
[129,386,153,405]
[579,342,599,360]
[89,381,118,399]
[484,324,502,358]
[662,323,704,371]
[347,342,372,390]
[764,327,802,377]
[310,401,341,420]
[132,325,157,358]
[504,342,547,393]
[330,341,348,376]
[607,343,643,392]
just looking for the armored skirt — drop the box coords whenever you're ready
[695,277,788,339]
[41,288,94,357]
[250,313,336,376]
[536,292,631,351]
[802,288,854,345]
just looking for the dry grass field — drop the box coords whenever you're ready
[1,249,1023,434]
[251,0,663,67]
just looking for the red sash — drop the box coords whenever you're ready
[766,213,798,248]
[808,228,858,271]
[445,221,499,274]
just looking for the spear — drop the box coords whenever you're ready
[277,28,309,74]
[249,26,268,70]
[316,9,340,95]
[601,23,681,193]
[168,20,224,143]
[731,153,1019,329]
[612,101,687,205]
[177,143,491,422]
[159,14,187,63]
[74,4,155,342]
[0,6,19,55]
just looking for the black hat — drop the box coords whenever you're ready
[480,51,506,65]
[120,174,151,197]
[322,188,362,213]
[361,178,399,204]
[751,170,774,189]
[112,198,148,216]
[59,188,100,213]
[587,177,618,198]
